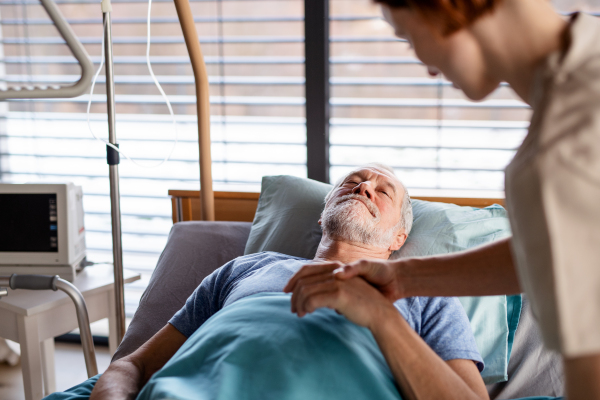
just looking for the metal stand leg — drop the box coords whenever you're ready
[17,316,43,400]
[108,288,118,356]
[41,338,56,395]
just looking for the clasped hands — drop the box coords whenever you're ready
[283,259,404,330]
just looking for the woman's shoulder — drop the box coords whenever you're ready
[550,13,600,93]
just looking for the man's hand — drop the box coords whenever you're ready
[90,324,186,400]
[284,262,397,330]
[283,261,343,311]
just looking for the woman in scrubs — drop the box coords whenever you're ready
[286,0,600,399]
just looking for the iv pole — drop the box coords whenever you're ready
[101,0,126,344]
[0,0,127,346]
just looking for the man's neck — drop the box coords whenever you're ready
[313,234,391,264]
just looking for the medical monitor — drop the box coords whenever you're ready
[0,183,86,281]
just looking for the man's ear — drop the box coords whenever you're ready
[388,230,407,252]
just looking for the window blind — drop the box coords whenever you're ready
[328,1,600,194]
[0,0,306,315]
[1,0,598,316]
[329,0,528,195]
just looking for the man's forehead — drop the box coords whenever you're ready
[347,167,400,185]
[345,167,405,197]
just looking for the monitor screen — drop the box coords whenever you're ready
[0,193,59,252]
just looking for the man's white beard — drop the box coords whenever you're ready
[321,194,397,249]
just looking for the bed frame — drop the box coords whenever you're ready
[168,190,505,224]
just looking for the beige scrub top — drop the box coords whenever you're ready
[505,12,600,358]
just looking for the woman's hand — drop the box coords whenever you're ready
[329,238,520,300]
[333,258,407,301]
[284,261,397,330]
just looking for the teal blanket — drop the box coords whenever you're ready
[138,292,401,400]
[44,293,564,400]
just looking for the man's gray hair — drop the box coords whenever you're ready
[325,163,413,235]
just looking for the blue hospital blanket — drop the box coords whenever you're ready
[138,292,401,400]
[43,293,565,400]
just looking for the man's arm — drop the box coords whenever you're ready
[90,255,247,399]
[90,324,187,400]
[286,237,520,300]
[371,307,488,400]
[286,275,488,400]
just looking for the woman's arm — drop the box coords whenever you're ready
[90,324,187,400]
[286,275,488,400]
[287,237,520,300]
[395,236,520,298]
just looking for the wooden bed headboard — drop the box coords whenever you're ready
[168,190,505,224]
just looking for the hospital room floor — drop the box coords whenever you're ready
[0,342,111,400]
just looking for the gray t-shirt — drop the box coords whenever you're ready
[170,251,484,370]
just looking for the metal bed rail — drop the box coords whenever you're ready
[0,0,93,99]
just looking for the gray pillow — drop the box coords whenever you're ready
[244,175,331,258]
[113,221,252,361]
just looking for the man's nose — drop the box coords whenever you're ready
[352,182,373,200]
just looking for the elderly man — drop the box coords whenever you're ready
[89,164,487,400]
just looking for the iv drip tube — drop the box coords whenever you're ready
[87,0,179,168]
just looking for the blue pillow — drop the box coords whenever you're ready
[392,199,521,384]
[244,175,519,384]
[392,200,511,259]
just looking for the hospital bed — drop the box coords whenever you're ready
[110,219,564,400]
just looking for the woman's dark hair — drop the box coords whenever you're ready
[374,0,502,35]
